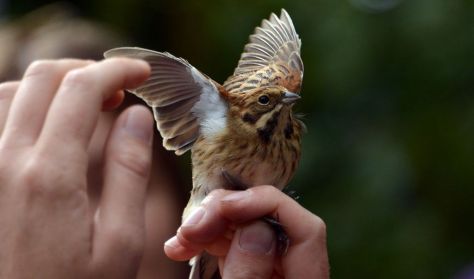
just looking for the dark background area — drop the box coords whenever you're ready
[2,0,473,278]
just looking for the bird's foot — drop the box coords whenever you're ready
[282,187,300,201]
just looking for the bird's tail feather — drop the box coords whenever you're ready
[189,253,220,279]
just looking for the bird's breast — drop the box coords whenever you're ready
[191,130,300,194]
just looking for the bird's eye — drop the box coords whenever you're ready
[258,95,270,105]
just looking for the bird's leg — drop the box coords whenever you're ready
[220,170,290,256]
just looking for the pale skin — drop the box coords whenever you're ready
[0,58,329,279]
[165,186,330,279]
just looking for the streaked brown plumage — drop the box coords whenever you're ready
[105,9,304,279]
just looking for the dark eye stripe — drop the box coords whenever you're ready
[257,110,280,144]
[284,118,294,139]
[242,113,258,124]
[241,109,267,125]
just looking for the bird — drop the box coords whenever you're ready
[104,8,304,279]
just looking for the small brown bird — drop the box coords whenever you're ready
[105,9,304,279]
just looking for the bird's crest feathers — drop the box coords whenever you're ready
[224,9,304,94]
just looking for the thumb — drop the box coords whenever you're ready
[222,220,276,279]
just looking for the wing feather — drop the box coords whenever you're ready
[223,9,304,94]
[104,47,227,155]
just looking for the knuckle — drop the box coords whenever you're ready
[20,157,54,195]
[252,185,278,196]
[309,215,327,239]
[19,155,84,198]
[62,68,93,89]
[315,215,327,230]
[209,188,227,198]
[24,60,56,78]
[202,189,227,205]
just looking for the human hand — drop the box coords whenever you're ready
[0,58,153,278]
[164,186,329,279]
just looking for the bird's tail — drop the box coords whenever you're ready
[189,252,220,279]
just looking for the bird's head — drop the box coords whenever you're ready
[227,86,300,141]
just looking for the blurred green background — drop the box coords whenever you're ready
[2,0,474,278]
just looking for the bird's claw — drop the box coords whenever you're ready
[263,215,290,256]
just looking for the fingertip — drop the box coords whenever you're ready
[120,105,154,145]
[237,221,276,256]
[222,221,276,278]
[164,236,200,261]
[130,58,151,81]
[164,236,180,249]
[134,58,151,73]
[178,197,231,246]
[107,57,151,89]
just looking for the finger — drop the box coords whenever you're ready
[92,105,153,277]
[218,186,322,246]
[1,60,92,147]
[164,232,232,261]
[37,58,150,159]
[221,220,276,279]
[219,186,329,279]
[0,81,19,137]
[181,186,329,279]
[205,233,232,257]
[174,191,231,251]
[164,236,200,261]
[102,90,125,111]
[164,191,231,261]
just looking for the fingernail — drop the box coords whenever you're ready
[182,207,205,227]
[123,106,153,143]
[164,236,180,248]
[221,191,250,203]
[239,222,275,255]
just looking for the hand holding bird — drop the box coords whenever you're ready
[165,186,329,279]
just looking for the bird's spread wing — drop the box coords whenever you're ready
[104,47,227,155]
[223,9,304,94]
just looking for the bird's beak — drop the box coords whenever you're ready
[282,91,301,104]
